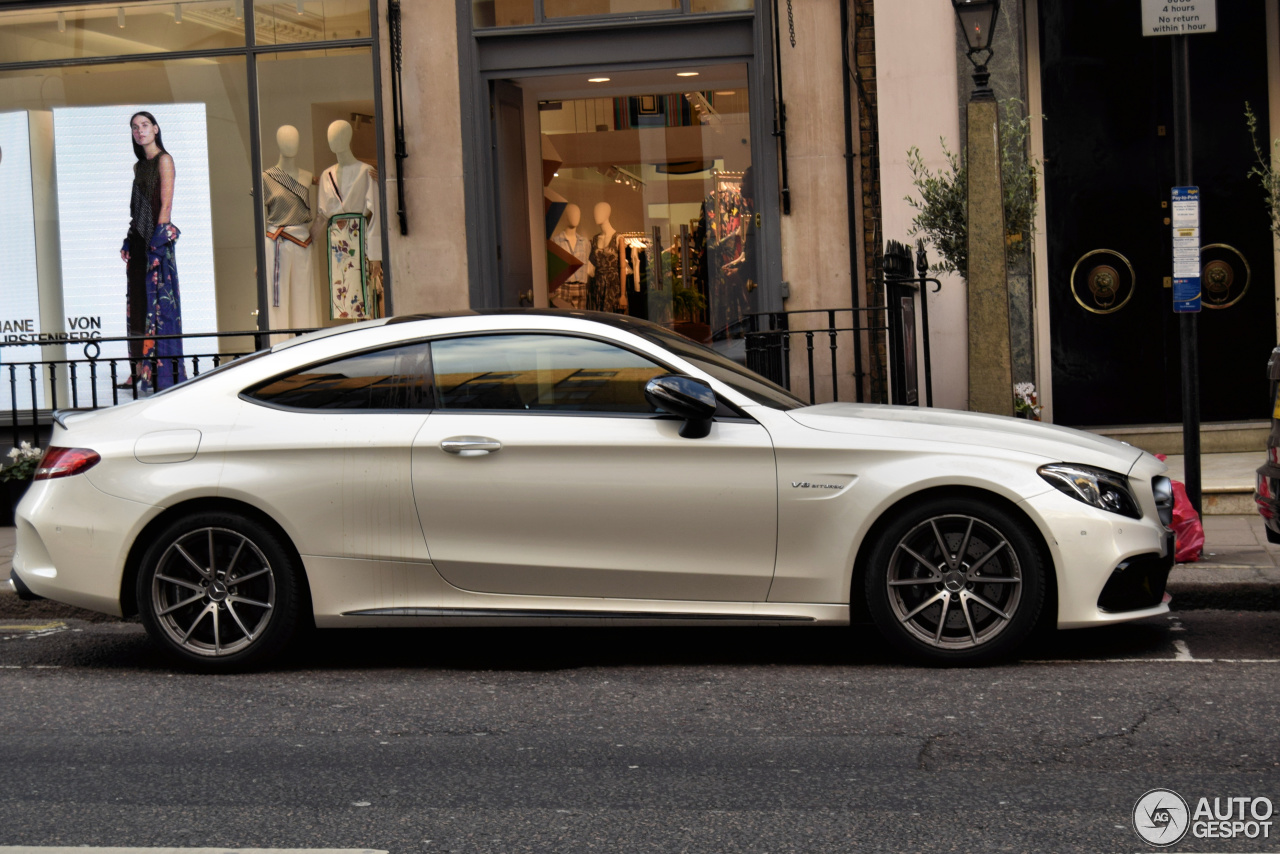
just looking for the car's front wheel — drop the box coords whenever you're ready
[865,497,1047,664]
[137,512,301,670]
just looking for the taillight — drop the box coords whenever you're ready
[35,447,101,480]
[1270,446,1279,465]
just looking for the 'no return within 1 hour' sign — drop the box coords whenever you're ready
[1141,0,1217,36]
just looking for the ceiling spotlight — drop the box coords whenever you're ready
[233,0,244,20]
[57,11,66,31]
[173,3,183,23]
[676,72,700,77]
[588,77,610,83]
[296,0,305,13]
[117,6,125,27]
[553,171,560,177]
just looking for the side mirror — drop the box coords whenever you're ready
[644,374,717,439]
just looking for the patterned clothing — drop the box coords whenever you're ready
[551,230,590,309]
[136,223,187,394]
[588,234,621,313]
[319,161,381,320]
[327,213,369,320]
[264,166,313,227]
[127,155,163,242]
[122,154,166,363]
[263,167,316,334]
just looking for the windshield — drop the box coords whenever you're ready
[638,326,805,411]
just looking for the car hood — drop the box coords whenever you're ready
[788,403,1149,473]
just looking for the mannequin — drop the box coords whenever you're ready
[318,119,383,320]
[587,201,622,312]
[550,203,592,309]
[264,125,318,339]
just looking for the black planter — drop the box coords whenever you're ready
[1,479,31,527]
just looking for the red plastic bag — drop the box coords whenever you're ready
[1171,479,1204,563]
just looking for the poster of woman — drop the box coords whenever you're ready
[119,110,184,392]
[53,103,216,398]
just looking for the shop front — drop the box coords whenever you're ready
[458,1,780,362]
[0,0,388,412]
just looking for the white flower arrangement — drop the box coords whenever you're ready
[1,442,42,482]
[1014,383,1042,420]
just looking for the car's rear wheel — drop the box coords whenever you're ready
[137,512,301,670]
[865,497,1046,665]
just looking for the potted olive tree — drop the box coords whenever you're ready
[906,98,1041,416]
[1,442,41,527]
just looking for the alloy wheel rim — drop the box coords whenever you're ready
[150,527,276,657]
[886,514,1023,650]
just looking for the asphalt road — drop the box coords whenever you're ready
[1,610,1278,853]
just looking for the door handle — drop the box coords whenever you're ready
[440,436,502,456]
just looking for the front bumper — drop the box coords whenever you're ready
[1021,487,1173,629]
[1097,531,1175,613]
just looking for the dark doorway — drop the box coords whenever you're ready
[1039,0,1275,426]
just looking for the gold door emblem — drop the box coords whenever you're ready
[1200,244,1250,309]
[1070,249,1135,314]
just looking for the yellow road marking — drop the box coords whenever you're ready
[0,622,66,631]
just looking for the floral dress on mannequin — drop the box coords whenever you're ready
[318,161,381,320]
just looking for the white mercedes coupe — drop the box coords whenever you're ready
[10,311,1175,669]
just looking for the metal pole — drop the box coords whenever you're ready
[244,1,270,353]
[916,242,934,407]
[1172,34,1201,515]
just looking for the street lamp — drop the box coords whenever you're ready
[952,0,999,98]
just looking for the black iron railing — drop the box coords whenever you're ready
[744,308,890,405]
[0,329,313,447]
[745,243,943,408]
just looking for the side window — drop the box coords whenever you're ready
[431,334,668,413]
[245,342,433,410]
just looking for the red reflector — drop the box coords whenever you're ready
[34,446,100,480]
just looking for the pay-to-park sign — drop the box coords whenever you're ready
[1141,0,1217,36]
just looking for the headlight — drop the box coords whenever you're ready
[1038,463,1141,519]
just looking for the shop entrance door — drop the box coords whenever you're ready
[1039,0,1275,426]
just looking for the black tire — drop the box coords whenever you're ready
[864,496,1047,665]
[137,511,301,671]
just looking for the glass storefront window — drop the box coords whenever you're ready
[544,0,679,18]
[0,54,254,404]
[530,64,756,358]
[0,0,383,416]
[0,2,247,63]
[256,47,380,331]
[471,0,751,28]
[690,0,754,10]
[472,0,535,28]
[254,0,372,45]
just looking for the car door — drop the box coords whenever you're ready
[232,340,434,564]
[411,332,779,602]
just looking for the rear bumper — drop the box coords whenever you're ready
[11,475,158,617]
[8,569,43,601]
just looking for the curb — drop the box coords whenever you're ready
[1167,582,1280,612]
